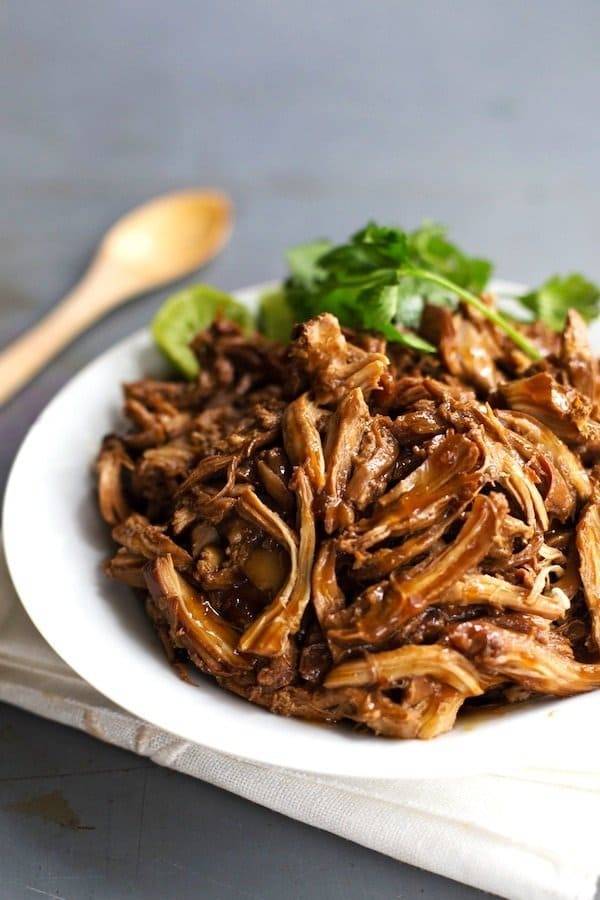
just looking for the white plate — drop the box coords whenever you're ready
[5,281,600,780]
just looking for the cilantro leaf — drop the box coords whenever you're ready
[518,274,600,332]
[407,222,492,294]
[376,321,437,354]
[285,240,331,287]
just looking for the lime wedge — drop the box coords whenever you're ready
[258,289,296,343]
[152,284,254,378]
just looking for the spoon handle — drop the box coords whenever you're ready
[0,258,123,406]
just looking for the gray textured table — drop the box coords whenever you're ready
[1,2,599,897]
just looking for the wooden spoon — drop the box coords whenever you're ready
[0,189,232,405]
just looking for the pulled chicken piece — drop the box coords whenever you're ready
[497,410,591,502]
[561,309,597,404]
[321,387,370,533]
[291,313,388,403]
[341,432,483,554]
[345,415,399,510]
[144,555,247,675]
[421,304,500,394]
[112,513,192,569]
[97,309,600,739]
[576,499,600,650]
[498,372,600,448]
[282,393,325,491]
[448,619,600,696]
[330,494,506,647]
[325,645,483,696]
[239,468,315,656]
[96,436,133,525]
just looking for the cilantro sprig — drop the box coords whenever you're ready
[285,222,541,359]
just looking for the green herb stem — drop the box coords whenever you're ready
[398,267,542,361]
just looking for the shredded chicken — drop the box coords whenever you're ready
[576,498,600,650]
[98,305,600,739]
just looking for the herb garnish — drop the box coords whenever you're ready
[285,222,540,359]
[517,274,600,332]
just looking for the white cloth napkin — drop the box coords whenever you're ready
[0,545,599,900]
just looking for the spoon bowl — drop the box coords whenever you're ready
[0,188,233,405]
[101,189,232,290]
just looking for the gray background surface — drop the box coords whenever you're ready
[1,1,599,897]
